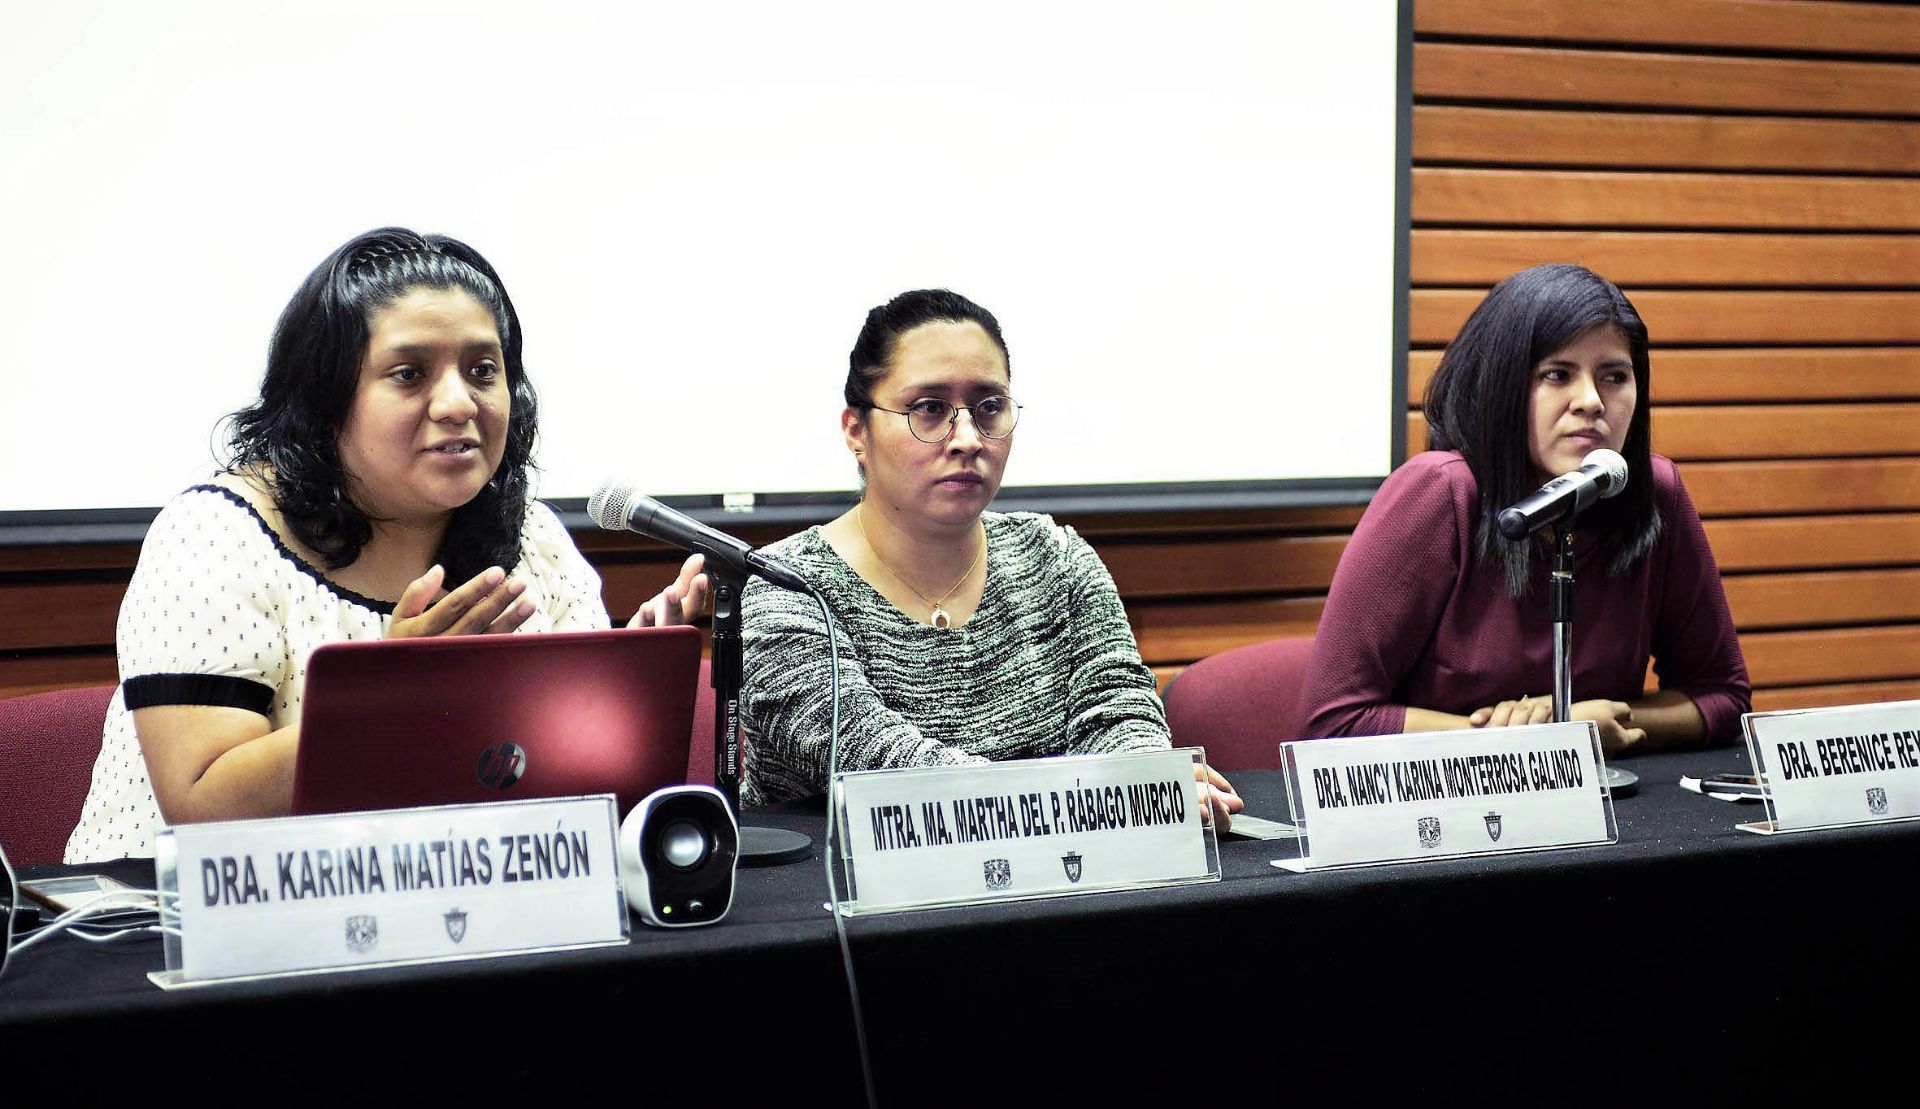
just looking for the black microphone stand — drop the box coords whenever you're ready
[708,567,811,865]
[1548,523,1638,797]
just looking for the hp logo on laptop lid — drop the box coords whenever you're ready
[476,742,528,790]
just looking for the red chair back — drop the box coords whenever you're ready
[1162,637,1316,772]
[0,684,115,865]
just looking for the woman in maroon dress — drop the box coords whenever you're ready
[1300,264,1750,753]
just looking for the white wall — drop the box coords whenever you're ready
[0,1,1401,512]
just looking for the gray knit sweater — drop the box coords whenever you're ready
[740,511,1171,804]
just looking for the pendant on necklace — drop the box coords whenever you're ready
[930,607,952,630]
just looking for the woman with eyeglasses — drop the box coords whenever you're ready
[739,289,1242,823]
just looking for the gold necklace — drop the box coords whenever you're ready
[856,504,984,629]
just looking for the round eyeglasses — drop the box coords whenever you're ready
[869,395,1022,444]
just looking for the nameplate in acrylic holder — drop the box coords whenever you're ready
[1273,722,1616,872]
[1740,700,1920,835]
[831,747,1221,915]
[152,795,627,986]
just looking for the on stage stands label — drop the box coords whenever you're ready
[832,748,1218,914]
[1742,700,1920,834]
[1275,722,1614,872]
[155,795,627,982]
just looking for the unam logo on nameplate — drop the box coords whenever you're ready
[152,795,628,985]
[832,748,1219,914]
[1740,700,1920,834]
[344,915,378,953]
[1274,721,1614,872]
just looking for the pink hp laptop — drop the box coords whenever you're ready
[292,626,701,817]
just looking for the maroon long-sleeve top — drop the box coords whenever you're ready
[1300,451,1751,742]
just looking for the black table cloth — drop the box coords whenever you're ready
[5,746,1916,1103]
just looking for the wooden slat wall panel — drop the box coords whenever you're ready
[1411,230,1920,287]
[1754,681,1920,714]
[1676,459,1920,517]
[1102,535,1348,599]
[1415,43,1920,115]
[7,5,1917,726]
[1391,3,1920,715]
[1409,408,1920,464]
[1644,349,1920,403]
[1722,569,1920,630]
[1414,169,1920,230]
[1743,627,1920,687]
[1411,348,1920,404]
[0,651,117,702]
[0,544,140,573]
[1656,405,1920,461]
[1129,597,1325,661]
[1045,504,1366,538]
[0,581,125,652]
[1415,0,1920,56]
[1702,515,1920,573]
[1414,107,1920,173]
[1412,289,1920,344]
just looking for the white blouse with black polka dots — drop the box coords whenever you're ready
[64,486,611,862]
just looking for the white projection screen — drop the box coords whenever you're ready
[0,1,1408,538]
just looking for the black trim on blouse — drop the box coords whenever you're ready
[123,673,274,715]
[188,484,398,615]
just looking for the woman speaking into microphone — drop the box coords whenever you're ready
[65,228,705,861]
[1299,264,1750,753]
[738,289,1240,823]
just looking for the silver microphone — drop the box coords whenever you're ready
[587,483,811,592]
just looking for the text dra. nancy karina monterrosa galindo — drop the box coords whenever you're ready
[865,778,1190,853]
[197,828,594,908]
[1312,748,1588,809]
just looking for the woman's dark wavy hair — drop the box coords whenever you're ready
[845,288,1010,410]
[225,227,538,585]
[1422,263,1659,598]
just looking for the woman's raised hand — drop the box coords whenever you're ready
[628,554,710,628]
[388,564,535,638]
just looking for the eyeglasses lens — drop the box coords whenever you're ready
[909,398,1019,443]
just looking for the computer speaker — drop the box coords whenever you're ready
[619,785,739,927]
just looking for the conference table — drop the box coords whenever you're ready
[5,745,1916,1103]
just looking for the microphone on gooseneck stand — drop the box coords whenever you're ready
[586,486,811,593]
[591,483,876,1099]
[1496,448,1629,541]
[1492,449,1640,797]
[587,481,813,867]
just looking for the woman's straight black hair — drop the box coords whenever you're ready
[225,227,539,584]
[1422,263,1660,597]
